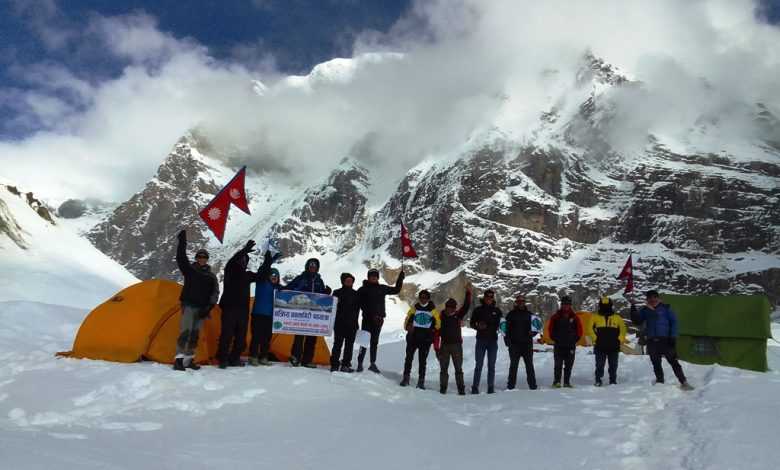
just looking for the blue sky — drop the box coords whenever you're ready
[2,0,779,202]
[0,0,411,138]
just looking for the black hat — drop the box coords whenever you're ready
[340,273,355,284]
[560,295,572,305]
[445,298,457,308]
[598,296,613,314]
[367,268,380,278]
[195,249,209,259]
[305,258,320,271]
[645,290,660,298]
[419,289,431,298]
[483,289,495,298]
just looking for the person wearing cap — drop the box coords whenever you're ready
[547,295,582,388]
[631,290,693,390]
[591,296,627,386]
[356,268,405,373]
[400,289,441,389]
[217,240,261,369]
[437,286,472,395]
[286,257,331,368]
[173,230,219,371]
[248,251,283,366]
[330,273,361,372]
[469,289,503,394]
[504,294,539,390]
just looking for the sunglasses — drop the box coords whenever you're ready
[196,255,209,260]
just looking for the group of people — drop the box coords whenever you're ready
[173,231,694,393]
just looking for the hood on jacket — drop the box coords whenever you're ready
[598,296,614,315]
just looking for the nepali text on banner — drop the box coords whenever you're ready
[272,290,337,336]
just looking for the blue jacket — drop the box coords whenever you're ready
[635,303,678,338]
[252,280,281,316]
[286,272,328,294]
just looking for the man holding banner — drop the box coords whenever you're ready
[284,258,332,368]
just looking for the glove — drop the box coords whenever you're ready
[504,337,510,348]
[177,230,187,243]
[244,240,256,252]
[272,251,283,262]
[324,286,332,295]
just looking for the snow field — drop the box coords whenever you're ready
[1,301,778,469]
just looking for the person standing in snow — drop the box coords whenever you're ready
[400,289,441,389]
[286,258,331,368]
[173,229,219,371]
[631,290,693,390]
[504,294,539,390]
[248,251,282,366]
[591,296,627,386]
[216,240,261,369]
[469,289,502,394]
[356,268,405,373]
[437,286,472,395]
[330,273,361,372]
[547,295,582,388]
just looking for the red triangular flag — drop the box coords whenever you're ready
[400,222,417,258]
[199,190,231,243]
[617,254,634,293]
[225,167,250,215]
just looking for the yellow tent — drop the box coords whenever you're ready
[58,280,331,365]
[541,311,595,346]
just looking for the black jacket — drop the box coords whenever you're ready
[440,291,472,345]
[176,238,219,308]
[333,287,361,333]
[357,272,404,319]
[219,246,262,312]
[469,302,502,341]
[505,307,536,346]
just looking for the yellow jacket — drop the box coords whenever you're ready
[590,312,627,349]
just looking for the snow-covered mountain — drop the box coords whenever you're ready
[0,181,137,308]
[83,53,780,312]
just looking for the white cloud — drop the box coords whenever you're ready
[2,0,779,205]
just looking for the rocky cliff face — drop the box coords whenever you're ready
[83,54,780,314]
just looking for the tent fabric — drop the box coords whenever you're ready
[661,294,772,372]
[662,294,772,339]
[541,311,594,347]
[58,280,331,366]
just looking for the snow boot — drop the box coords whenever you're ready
[258,356,271,366]
[471,386,479,395]
[368,363,381,374]
[529,384,538,390]
[552,382,562,388]
[457,386,466,396]
[186,361,201,371]
[416,382,426,390]
[289,356,301,367]
[440,385,447,395]
[356,363,364,372]
[487,386,495,394]
[595,379,603,387]
[173,358,186,371]
[229,359,245,368]
[340,365,354,373]
[400,376,410,387]
[680,382,695,391]
[653,379,664,385]
[609,379,617,385]
[249,357,260,367]
[218,361,228,369]
[302,363,317,369]
[564,383,574,388]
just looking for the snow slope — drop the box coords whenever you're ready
[0,185,137,309]
[1,300,777,470]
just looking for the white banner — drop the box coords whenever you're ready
[272,290,337,336]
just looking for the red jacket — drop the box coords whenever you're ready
[547,308,583,348]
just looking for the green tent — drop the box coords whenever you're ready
[662,294,773,372]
